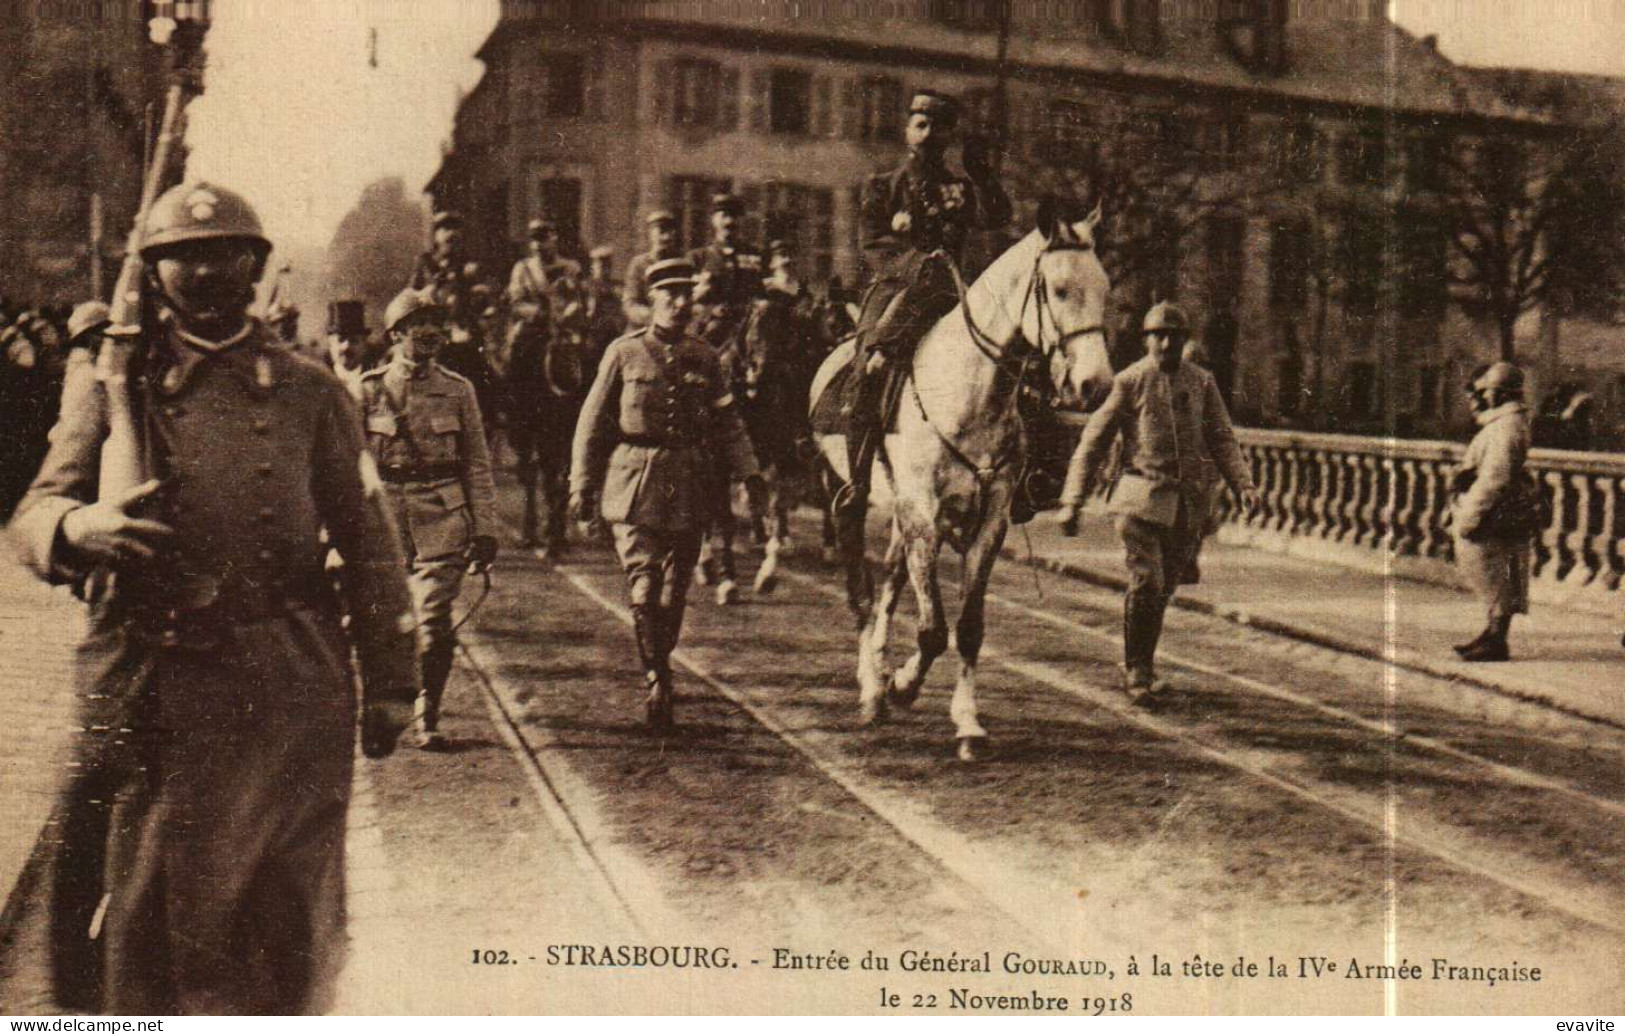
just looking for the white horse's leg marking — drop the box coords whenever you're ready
[869,519,910,691]
[950,514,1007,755]
[888,529,946,710]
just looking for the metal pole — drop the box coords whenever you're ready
[991,0,1012,173]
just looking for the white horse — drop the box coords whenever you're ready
[810,202,1114,761]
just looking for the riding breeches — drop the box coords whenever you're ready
[612,523,704,653]
[1116,502,1204,678]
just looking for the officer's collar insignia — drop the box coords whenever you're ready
[187,188,220,223]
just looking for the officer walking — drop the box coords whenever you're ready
[410,210,498,422]
[840,91,1011,595]
[12,182,418,1013]
[569,258,762,730]
[1056,302,1259,703]
[622,209,681,329]
[362,288,500,749]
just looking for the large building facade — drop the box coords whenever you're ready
[430,0,1570,439]
[0,2,171,307]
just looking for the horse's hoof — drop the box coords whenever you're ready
[885,673,920,710]
[753,569,778,595]
[821,546,839,566]
[715,580,739,606]
[956,737,985,763]
[858,694,889,727]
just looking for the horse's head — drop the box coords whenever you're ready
[1026,198,1113,411]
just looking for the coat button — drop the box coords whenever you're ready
[252,417,270,434]
[258,549,276,563]
[163,405,182,419]
[256,462,274,476]
[256,508,275,522]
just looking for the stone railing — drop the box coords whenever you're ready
[1214,428,1625,611]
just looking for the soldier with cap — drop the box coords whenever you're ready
[840,89,1012,561]
[623,209,681,328]
[569,257,763,730]
[506,216,583,329]
[1056,302,1259,704]
[583,244,628,366]
[1449,361,1536,662]
[410,210,498,418]
[325,298,371,401]
[11,181,419,1013]
[361,288,500,749]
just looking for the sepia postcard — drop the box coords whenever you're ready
[1,0,1623,1018]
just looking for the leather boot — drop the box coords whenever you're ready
[1123,600,1158,704]
[519,481,540,548]
[415,640,456,749]
[1453,628,1493,657]
[632,605,674,730]
[1458,616,1511,662]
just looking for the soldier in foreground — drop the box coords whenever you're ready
[569,258,762,730]
[11,182,419,1013]
[1056,302,1259,704]
[362,289,500,749]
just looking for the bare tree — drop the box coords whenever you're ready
[324,176,428,330]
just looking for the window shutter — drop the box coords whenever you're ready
[718,66,740,131]
[585,48,606,121]
[652,58,674,125]
[810,75,833,139]
[748,68,772,134]
[839,77,860,140]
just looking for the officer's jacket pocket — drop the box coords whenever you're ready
[601,446,653,524]
[435,481,468,511]
[365,412,398,437]
[403,483,469,561]
[430,414,461,435]
[619,370,662,435]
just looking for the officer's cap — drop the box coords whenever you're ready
[644,257,697,292]
[711,193,744,216]
[431,210,464,231]
[1142,301,1190,335]
[67,300,111,343]
[384,288,445,333]
[646,209,676,226]
[909,90,959,129]
[589,245,615,261]
[527,217,556,236]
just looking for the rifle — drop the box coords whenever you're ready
[95,78,186,501]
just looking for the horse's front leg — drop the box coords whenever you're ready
[887,530,946,712]
[858,521,910,724]
[950,516,1007,761]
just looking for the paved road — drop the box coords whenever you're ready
[5,491,1624,1014]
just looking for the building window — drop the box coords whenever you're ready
[1398,208,1448,319]
[1269,217,1311,313]
[545,53,585,118]
[929,0,999,29]
[1206,212,1246,303]
[744,182,837,283]
[1271,117,1321,184]
[671,58,725,128]
[859,76,903,143]
[536,177,582,256]
[666,175,732,253]
[1043,99,1095,164]
[1338,208,1384,317]
[1406,131,1449,194]
[767,68,812,136]
[1338,127,1387,187]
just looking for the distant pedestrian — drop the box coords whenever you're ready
[1450,361,1536,662]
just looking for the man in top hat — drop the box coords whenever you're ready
[1056,302,1258,704]
[326,299,371,401]
[623,209,681,328]
[569,257,762,730]
[839,90,1012,579]
[360,288,499,749]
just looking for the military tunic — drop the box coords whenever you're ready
[571,326,757,610]
[11,321,417,1014]
[360,355,499,660]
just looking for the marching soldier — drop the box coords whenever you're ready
[623,209,681,329]
[362,288,500,749]
[839,90,1012,600]
[688,193,764,604]
[1056,302,1259,703]
[410,210,497,421]
[569,258,762,730]
[584,244,628,367]
[12,182,418,1013]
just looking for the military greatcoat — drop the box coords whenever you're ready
[11,321,417,1014]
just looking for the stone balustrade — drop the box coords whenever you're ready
[1211,428,1625,611]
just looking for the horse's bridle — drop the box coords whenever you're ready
[940,241,1104,377]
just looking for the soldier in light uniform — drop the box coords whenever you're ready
[12,182,418,1013]
[622,210,681,329]
[569,258,762,730]
[361,289,500,749]
[506,217,583,329]
[1057,302,1259,703]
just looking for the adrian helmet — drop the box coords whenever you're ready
[140,182,271,261]
[1142,301,1190,336]
[384,288,445,334]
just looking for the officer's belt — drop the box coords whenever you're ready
[618,432,697,450]
[380,462,461,484]
[125,572,338,650]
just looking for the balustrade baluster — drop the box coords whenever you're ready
[1535,469,1567,586]
[1563,473,1597,589]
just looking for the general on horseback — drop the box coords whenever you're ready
[809,89,1116,761]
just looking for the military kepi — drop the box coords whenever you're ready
[909,89,959,127]
[644,257,697,291]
